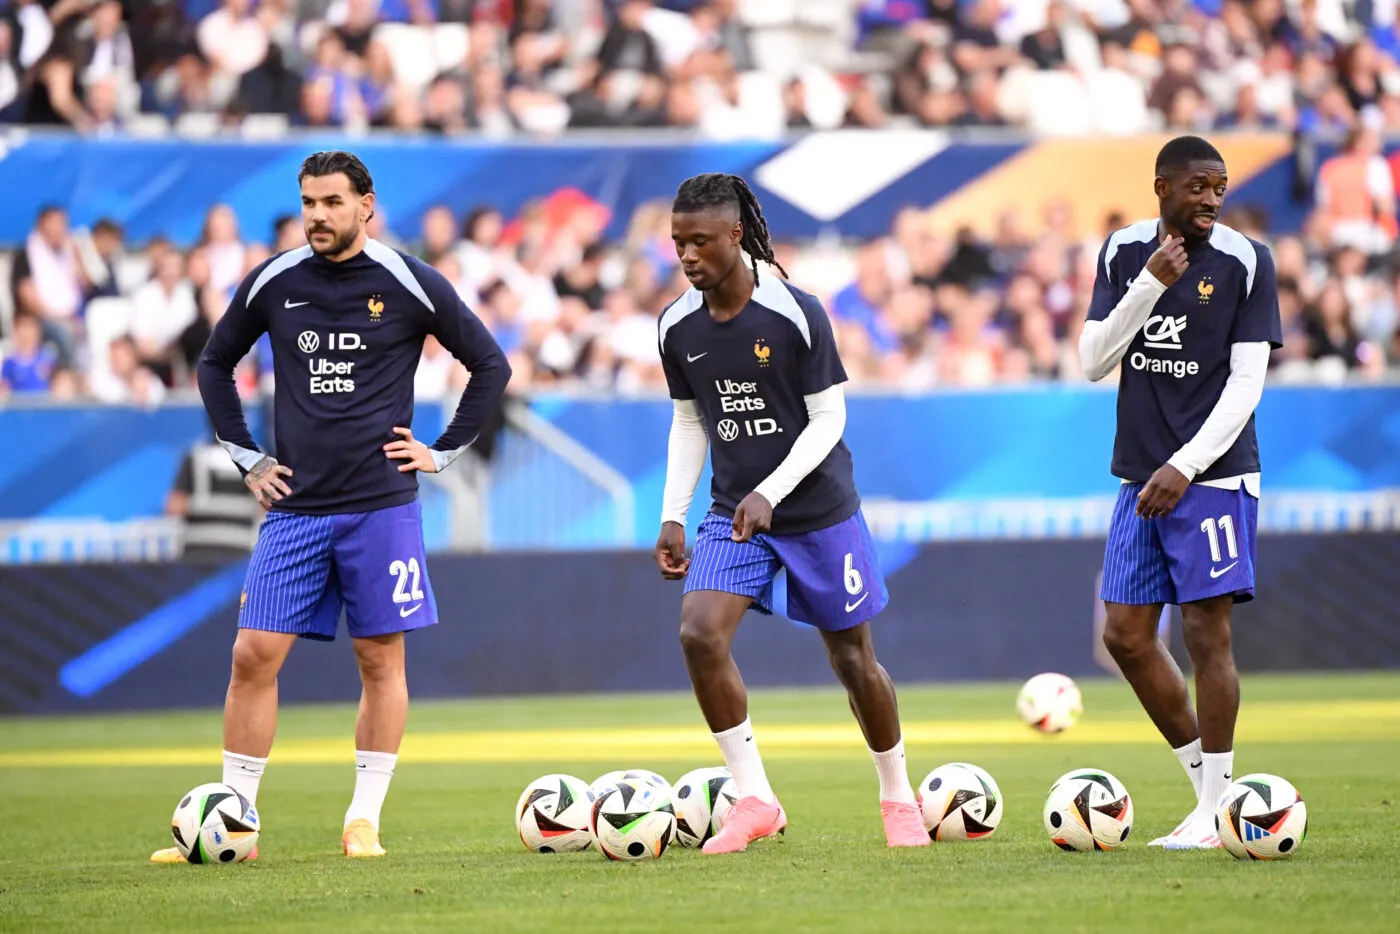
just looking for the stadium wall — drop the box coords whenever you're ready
[0,132,1331,246]
[4,387,1399,550]
[2,532,1398,715]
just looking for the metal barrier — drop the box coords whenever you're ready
[1,517,184,564]
[487,405,637,550]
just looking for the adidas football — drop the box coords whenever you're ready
[1215,773,1308,861]
[1017,672,1083,733]
[590,769,670,799]
[590,779,676,860]
[671,766,737,848]
[919,762,1003,842]
[170,782,260,864]
[515,773,595,853]
[1043,768,1133,852]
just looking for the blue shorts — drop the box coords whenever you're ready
[683,509,889,631]
[239,501,439,641]
[1100,482,1257,606]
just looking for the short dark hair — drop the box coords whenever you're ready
[1155,135,1225,177]
[298,150,374,195]
[93,217,123,236]
[672,173,787,284]
[37,203,65,221]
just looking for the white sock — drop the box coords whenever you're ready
[1198,750,1234,816]
[222,750,267,805]
[870,738,916,804]
[1172,738,1204,799]
[344,750,397,830]
[712,718,776,804]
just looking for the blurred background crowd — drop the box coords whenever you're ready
[2,0,1400,402]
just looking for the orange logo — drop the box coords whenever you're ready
[754,338,771,366]
[368,295,384,319]
[1197,278,1214,304]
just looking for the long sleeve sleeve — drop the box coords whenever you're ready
[661,398,708,526]
[1079,270,1170,381]
[196,272,268,472]
[1166,342,1271,480]
[752,384,846,508]
[424,278,512,472]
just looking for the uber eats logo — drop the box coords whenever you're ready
[714,378,780,441]
[299,330,365,394]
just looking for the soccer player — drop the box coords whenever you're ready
[654,173,927,853]
[150,151,510,862]
[1080,136,1282,850]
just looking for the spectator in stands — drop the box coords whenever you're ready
[12,205,88,364]
[91,334,166,406]
[1304,279,1386,378]
[86,217,126,299]
[0,21,19,120]
[0,312,57,395]
[598,0,663,77]
[198,204,246,296]
[1316,123,1396,256]
[237,43,302,117]
[197,0,270,85]
[335,0,381,57]
[417,204,458,264]
[130,249,198,386]
[458,205,509,289]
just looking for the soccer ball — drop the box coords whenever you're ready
[590,769,670,799]
[590,779,676,860]
[170,782,259,864]
[515,773,595,853]
[1215,773,1308,861]
[1043,768,1133,852]
[918,762,1003,842]
[1017,673,1083,733]
[671,766,737,848]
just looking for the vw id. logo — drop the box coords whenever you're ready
[298,330,319,354]
[717,419,739,442]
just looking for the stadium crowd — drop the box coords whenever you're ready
[2,182,1398,401]
[5,1,1400,137]
[2,0,1400,399]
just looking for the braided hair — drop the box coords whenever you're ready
[672,173,788,284]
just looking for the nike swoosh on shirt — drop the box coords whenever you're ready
[285,299,309,308]
[845,593,870,613]
[399,604,423,618]
[1209,561,1239,579]
[687,352,707,362]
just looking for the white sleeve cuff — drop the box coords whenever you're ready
[1167,342,1271,480]
[752,384,846,509]
[1079,270,1168,381]
[660,399,708,527]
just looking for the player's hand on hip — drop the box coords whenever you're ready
[731,492,773,543]
[1136,464,1190,519]
[383,427,438,473]
[655,521,690,580]
[1144,235,1189,288]
[244,456,293,508]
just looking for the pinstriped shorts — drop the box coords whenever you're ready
[239,501,439,641]
[683,510,888,631]
[1100,483,1257,607]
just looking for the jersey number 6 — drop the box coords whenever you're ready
[390,558,426,603]
[843,552,864,596]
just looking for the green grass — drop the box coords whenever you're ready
[1,673,1397,933]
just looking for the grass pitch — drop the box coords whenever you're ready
[1,673,1397,933]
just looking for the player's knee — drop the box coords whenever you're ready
[1181,607,1232,658]
[229,634,283,684]
[354,641,405,684]
[678,612,726,665]
[1101,616,1151,661]
[826,640,876,686]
